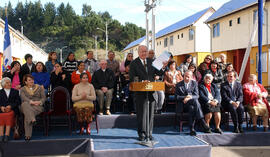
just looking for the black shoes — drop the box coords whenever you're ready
[138,135,145,141]
[190,129,197,136]
[239,126,244,133]
[0,135,9,143]
[25,136,31,142]
[213,128,223,134]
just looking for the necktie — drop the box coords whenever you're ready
[230,83,236,101]
[143,60,147,72]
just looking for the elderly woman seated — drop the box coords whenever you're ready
[20,74,46,141]
[243,74,270,132]
[199,74,222,134]
[72,73,96,135]
[0,77,20,142]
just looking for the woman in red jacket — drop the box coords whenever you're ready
[71,61,91,85]
[243,74,270,132]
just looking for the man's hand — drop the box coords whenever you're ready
[5,106,11,112]
[154,76,160,80]
[101,87,108,93]
[162,61,168,69]
[232,102,239,108]
[183,95,192,104]
[62,74,66,80]
[1,106,5,113]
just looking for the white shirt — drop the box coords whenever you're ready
[4,89,11,98]
[27,64,32,71]
[139,58,147,66]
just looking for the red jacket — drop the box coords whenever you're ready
[243,83,270,115]
[71,70,91,85]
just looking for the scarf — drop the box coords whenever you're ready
[24,84,39,96]
[205,83,211,93]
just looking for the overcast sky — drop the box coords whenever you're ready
[2,0,230,31]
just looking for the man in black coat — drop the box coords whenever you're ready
[21,54,35,79]
[92,59,115,115]
[175,70,211,136]
[221,71,244,133]
[129,45,167,142]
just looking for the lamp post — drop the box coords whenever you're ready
[97,21,108,54]
[18,18,23,34]
[60,46,67,63]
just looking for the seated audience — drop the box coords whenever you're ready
[175,70,211,136]
[72,73,96,135]
[71,61,91,85]
[205,60,224,88]
[120,52,133,72]
[0,77,21,142]
[63,52,78,76]
[221,71,244,133]
[223,63,239,82]
[120,61,135,114]
[177,54,193,76]
[198,55,213,75]
[164,60,183,95]
[50,63,70,90]
[218,53,227,71]
[84,51,99,76]
[20,74,46,141]
[45,51,59,74]
[92,59,115,115]
[3,61,23,90]
[199,74,222,134]
[188,63,202,83]
[243,74,270,132]
[21,54,35,79]
[32,62,50,94]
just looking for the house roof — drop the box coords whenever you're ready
[155,7,213,39]
[123,36,145,51]
[205,0,258,23]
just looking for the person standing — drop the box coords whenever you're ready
[175,70,211,136]
[21,54,35,79]
[129,45,167,142]
[45,51,59,74]
[177,55,193,76]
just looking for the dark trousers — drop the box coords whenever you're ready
[135,92,155,138]
[225,103,244,126]
[184,99,204,128]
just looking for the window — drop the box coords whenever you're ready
[256,52,267,72]
[181,33,183,38]
[164,37,168,47]
[189,29,194,40]
[237,17,241,24]
[177,35,180,39]
[130,49,133,53]
[170,36,173,45]
[213,23,220,38]
[253,9,267,24]
[229,20,232,26]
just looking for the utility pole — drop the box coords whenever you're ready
[94,35,98,60]
[19,18,23,34]
[151,0,156,52]
[145,0,157,50]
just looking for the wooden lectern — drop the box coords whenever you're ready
[129,82,165,92]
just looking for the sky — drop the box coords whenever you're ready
[1,0,230,32]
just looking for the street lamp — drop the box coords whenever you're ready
[18,18,23,34]
[92,35,104,60]
[60,46,68,63]
[97,21,108,54]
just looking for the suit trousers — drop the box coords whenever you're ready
[184,99,204,128]
[21,102,43,137]
[135,92,155,138]
[225,103,244,126]
[96,89,114,112]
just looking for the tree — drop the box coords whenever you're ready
[82,4,92,16]
[43,2,56,27]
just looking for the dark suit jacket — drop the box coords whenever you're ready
[0,88,21,114]
[199,83,221,105]
[92,68,115,90]
[21,63,35,77]
[129,57,164,99]
[175,80,199,112]
[221,81,243,107]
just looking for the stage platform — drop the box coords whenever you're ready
[0,113,269,157]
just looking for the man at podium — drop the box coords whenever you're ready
[129,45,167,142]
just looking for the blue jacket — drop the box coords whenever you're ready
[45,60,59,74]
[32,72,50,89]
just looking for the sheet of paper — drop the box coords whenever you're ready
[152,51,170,70]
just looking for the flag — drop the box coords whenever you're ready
[3,16,12,71]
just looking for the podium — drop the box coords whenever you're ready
[130,82,165,92]
[130,82,165,147]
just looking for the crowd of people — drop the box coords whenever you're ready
[0,48,269,142]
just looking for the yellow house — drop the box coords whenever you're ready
[0,18,48,79]
[155,7,215,66]
[206,0,270,86]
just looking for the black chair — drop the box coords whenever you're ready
[47,86,72,134]
[163,94,176,112]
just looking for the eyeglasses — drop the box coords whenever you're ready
[205,58,211,60]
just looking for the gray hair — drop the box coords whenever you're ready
[204,73,214,82]
[185,70,193,76]
[249,74,257,80]
[1,77,11,88]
